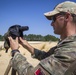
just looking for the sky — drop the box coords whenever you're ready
[0,0,76,38]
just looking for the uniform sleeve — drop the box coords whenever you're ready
[12,52,33,75]
[11,52,50,75]
[11,51,68,75]
[11,46,76,75]
[11,37,76,75]
[38,42,76,75]
[32,46,56,60]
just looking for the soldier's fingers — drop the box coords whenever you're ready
[8,36,15,44]
[15,37,18,43]
[19,37,24,43]
[19,37,22,41]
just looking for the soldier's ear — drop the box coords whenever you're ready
[64,12,71,21]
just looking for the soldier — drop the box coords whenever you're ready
[8,1,76,75]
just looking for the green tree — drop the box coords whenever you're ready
[44,35,59,41]
[0,35,3,41]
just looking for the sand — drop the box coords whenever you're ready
[0,41,57,75]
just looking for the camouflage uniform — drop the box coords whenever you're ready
[11,35,76,75]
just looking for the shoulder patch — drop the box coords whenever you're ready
[34,68,45,75]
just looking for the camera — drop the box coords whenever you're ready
[4,25,29,53]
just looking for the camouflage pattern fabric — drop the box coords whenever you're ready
[64,59,76,75]
[12,35,76,75]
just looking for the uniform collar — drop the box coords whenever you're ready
[57,35,76,46]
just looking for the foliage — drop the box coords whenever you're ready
[24,34,59,41]
[0,35,4,41]
[44,35,59,41]
[0,34,59,41]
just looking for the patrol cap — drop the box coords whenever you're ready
[44,1,76,20]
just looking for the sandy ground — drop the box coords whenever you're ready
[0,41,57,75]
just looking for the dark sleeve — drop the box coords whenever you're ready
[33,46,57,60]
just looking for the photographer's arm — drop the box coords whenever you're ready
[19,37,55,60]
[8,37,50,75]
[8,37,55,60]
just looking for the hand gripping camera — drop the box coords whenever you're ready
[4,25,29,53]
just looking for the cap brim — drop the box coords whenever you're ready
[44,10,59,20]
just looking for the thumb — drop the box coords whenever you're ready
[8,36,12,42]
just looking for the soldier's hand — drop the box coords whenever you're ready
[19,37,34,54]
[8,36,19,50]
[19,37,29,47]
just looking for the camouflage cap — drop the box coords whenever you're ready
[44,1,76,20]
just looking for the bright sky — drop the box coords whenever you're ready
[0,0,76,38]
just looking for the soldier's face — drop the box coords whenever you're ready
[51,13,66,35]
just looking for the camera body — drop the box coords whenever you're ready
[4,25,29,52]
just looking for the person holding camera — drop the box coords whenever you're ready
[8,1,76,75]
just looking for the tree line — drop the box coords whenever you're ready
[0,34,59,41]
[24,34,59,41]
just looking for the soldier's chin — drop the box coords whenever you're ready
[54,30,57,34]
[54,31,60,35]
